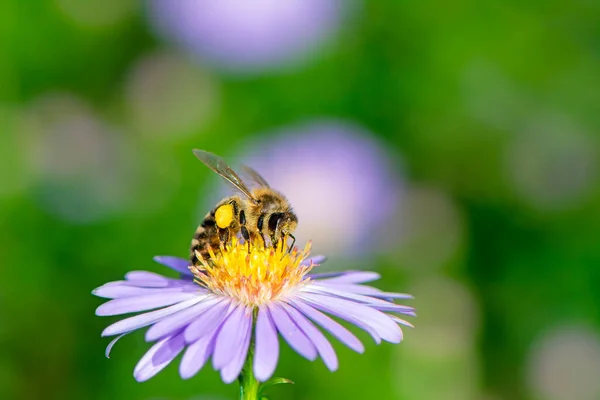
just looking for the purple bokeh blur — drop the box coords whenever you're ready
[146,0,352,74]
[224,119,404,260]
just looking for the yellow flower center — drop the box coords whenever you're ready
[189,238,315,307]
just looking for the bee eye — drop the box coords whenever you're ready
[268,213,283,232]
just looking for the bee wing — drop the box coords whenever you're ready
[193,149,257,202]
[241,165,271,188]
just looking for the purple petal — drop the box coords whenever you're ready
[301,284,389,305]
[213,305,253,369]
[298,293,402,343]
[134,333,185,382]
[253,306,279,382]
[101,296,205,336]
[94,284,158,299]
[369,304,416,315]
[313,282,384,295]
[302,284,412,312]
[93,283,196,299]
[268,303,317,361]
[369,292,414,300]
[184,299,232,343]
[391,315,415,328]
[298,296,382,343]
[125,271,171,287]
[220,311,252,384]
[117,278,196,289]
[96,292,201,316]
[120,280,171,288]
[105,333,128,358]
[280,303,337,371]
[307,272,346,280]
[316,271,381,284]
[301,255,326,267]
[153,256,193,276]
[179,328,219,379]
[288,299,364,353]
[313,282,413,300]
[97,278,199,291]
[145,296,221,341]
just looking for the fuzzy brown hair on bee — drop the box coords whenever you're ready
[190,150,298,266]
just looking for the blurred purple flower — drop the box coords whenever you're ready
[93,241,414,383]
[235,119,404,259]
[146,0,352,73]
[19,93,136,223]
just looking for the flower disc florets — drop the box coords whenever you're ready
[190,238,314,307]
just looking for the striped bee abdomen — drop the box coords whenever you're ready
[190,197,241,266]
[190,211,219,265]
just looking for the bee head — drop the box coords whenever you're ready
[268,212,298,245]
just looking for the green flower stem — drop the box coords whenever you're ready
[239,342,260,400]
[240,309,260,400]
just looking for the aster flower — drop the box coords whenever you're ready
[94,239,414,397]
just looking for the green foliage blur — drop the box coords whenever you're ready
[1,1,600,400]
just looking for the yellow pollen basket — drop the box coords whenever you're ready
[189,237,314,307]
[214,203,234,228]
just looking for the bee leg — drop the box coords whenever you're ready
[240,226,251,252]
[259,233,267,249]
[218,228,229,246]
[287,234,296,253]
[241,226,250,242]
[236,209,250,251]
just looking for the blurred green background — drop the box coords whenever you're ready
[2,1,600,400]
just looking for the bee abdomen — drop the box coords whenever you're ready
[190,230,212,265]
[190,212,220,264]
[201,219,215,228]
[189,197,242,266]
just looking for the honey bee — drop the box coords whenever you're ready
[190,149,298,265]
